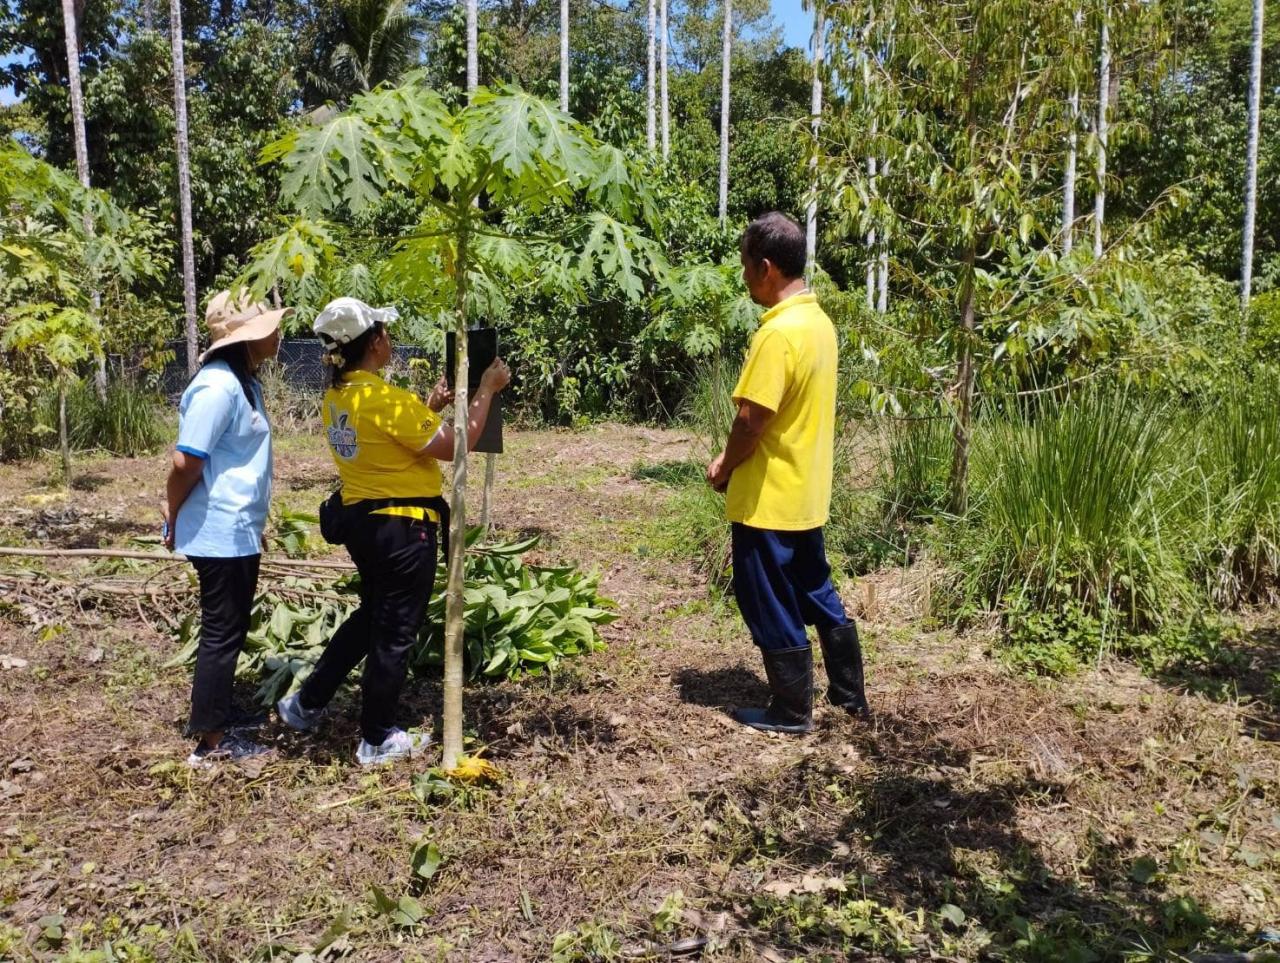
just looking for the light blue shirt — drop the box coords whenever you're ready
[174,360,272,558]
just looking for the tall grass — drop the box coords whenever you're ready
[961,390,1194,634]
[63,380,168,456]
[880,415,952,523]
[1194,369,1280,605]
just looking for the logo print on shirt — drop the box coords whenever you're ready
[327,406,358,460]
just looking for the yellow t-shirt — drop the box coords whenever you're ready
[725,291,837,531]
[321,370,443,521]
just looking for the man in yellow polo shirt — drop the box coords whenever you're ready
[707,212,869,733]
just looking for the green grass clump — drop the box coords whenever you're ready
[64,379,168,456]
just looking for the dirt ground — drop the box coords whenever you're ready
[1,426,1278,962]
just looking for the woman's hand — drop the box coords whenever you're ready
[479,358,511,394]
[160,500,175,551]
[426,375,454,412]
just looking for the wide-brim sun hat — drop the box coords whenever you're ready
[199,289,293,363]
[313,297,400,347]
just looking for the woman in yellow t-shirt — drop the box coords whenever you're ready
[276,297,510,766]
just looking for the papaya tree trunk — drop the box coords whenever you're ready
[442,224,471,771]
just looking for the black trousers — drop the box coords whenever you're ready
[299,514,437,744]
[188,554,261,737]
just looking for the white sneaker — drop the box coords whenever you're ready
[276,691,326,732]
[356,728,431,766]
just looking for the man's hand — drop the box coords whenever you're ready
[479,358,511,394]
[706,452,732,493]
[427,375,454,412]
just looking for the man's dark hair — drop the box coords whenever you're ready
[740,211,806,279]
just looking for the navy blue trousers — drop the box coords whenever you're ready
[731,523,848,650]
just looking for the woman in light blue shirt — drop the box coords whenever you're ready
[162,290,290,767]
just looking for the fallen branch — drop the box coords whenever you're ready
[0,546,354,570]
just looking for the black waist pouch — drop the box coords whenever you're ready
[319,490,451,557]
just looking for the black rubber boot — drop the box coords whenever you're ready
[732,645,814,734]
[818,622,870,718]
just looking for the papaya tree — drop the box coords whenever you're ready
[0,140,156,482]
[241,81,663,768]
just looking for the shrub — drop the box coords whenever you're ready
[63,379,167,456]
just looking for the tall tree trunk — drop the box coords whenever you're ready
[948,244,977,515]
[559,0,569,112]
[718,0,732,223]
[466,0,478,91]
[646,0,656,151]
[59,377,72,487]
[1241,0,1265,318]
[1093,0,1110,260]
[60,0,106,398]
[660,0,669,159]
[169,0,198,376]
[805,3,823,271]
[442,225,471,771]
[877,224,889,313]
[1063,83,1078,253]
[866,151,877,310]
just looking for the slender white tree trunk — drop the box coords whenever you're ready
[169,0,198,376]
[60,0,107,397]
[718,0,732,222]
[1063,84,1079,254]
[877,223,888,313]
[559,0,569,112]
[1093,0,1110,260]
[805,3,823,271]
[660,0,669,159]
[466,0,478,91]
[1241,0,1265,316]
[866,152,877,310]
[647,0,656,151]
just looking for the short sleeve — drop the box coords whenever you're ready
[732,328,791,413]
[177,377,236,459]
[383,387,443,451]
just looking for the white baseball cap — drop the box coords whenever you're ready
[313,297,399,345]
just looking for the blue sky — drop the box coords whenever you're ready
[772,0,813,50]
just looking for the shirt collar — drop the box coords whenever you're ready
[341,369,384,386]
[760,290,817,326]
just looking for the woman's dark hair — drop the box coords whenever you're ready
[325,321,385,388]
[740,211,806,280]
[200,341,258,411]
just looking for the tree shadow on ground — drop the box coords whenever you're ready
[714,711,1276,961]
[672,664,770,712]
[1155,625,1280,741]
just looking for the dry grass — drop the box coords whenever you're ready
[1,427,1278,961]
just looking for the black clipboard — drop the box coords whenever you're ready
[445,328,503,454]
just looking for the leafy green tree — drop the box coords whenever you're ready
[325,0,427,99]
[241,82,662,767]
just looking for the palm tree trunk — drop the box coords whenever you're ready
[647,0,656,151]
[948,243,977,515]
[1063,83,1078,253]
[805,2,823,271]
[169,0,198,376]
[59,0,106,398]
[660,0,669,159]
[58,376,72,486]
[442,224,471,771]
[718,0,732,223]
[1093,0,1110,260]
[559,0,569,112]
[1241,0,1265,319]
[466,0,478,91]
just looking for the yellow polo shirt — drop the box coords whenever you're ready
[321,370,443,521]
[725,292,837,531]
